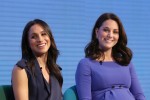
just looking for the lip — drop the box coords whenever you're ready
[37,43,46,47]
[104,38,113,43]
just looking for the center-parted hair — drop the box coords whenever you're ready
[21,19,63,86]
[85,13,132,66]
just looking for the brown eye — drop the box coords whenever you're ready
[31,35,36,39]
[42,33,46,36]
[41,32,48,36]
[103,28,109,32]
[113,30,119,34]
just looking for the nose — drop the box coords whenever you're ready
[37,35,43,42]
[107,31,113,38]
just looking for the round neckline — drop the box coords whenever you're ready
[93,59,115,63]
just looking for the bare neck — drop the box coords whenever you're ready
[36,54,47,69]
[104,49,114,61]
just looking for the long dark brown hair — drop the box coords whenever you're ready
[21,19,63,86]
[85,13,132,66]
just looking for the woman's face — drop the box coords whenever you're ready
[95,19,119,51]
[28,24,51,56]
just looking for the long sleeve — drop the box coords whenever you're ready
[129,63,145,100]
[75,59,92,100]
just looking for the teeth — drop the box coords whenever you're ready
[106,40,112,42]
[104,39,112,43]
[38,43,46,47]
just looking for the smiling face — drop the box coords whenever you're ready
[95,19,119,51]
[28,24,51,57]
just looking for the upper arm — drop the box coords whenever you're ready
[75,59,92,100]
[129,63,145,99]
[12,65,28,100]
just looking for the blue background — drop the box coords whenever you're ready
[0,0,149,99]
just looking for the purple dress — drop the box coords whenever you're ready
[75,58,145,100]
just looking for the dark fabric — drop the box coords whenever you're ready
[14,59,62,100]
[0,85,15,100]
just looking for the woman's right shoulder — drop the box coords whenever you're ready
[78,57,92,64]
[77,57,93,68]
[15,59,28,69]
[12,59,28,75]
[12,64,27,81]
[12,65,26,74]
[13,58,27,72]
[76,58,92,73]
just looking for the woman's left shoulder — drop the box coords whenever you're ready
[128,62,134,66]
[127,62,135,69]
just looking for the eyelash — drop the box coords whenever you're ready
[114,31,119,34]
[31,36,36,39]
[42,33,47,35]
[103,28,109,32]
[103,28,118,34]
[31,33,47,39]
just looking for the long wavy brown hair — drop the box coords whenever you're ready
[85,13,132,66]
[21,19,63,86]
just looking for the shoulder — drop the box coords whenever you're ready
[76,58,92,75]
[77,58,93,70]
[128,62,134,68]
[78,57,92,64]
[78,57,96,66]
[12,59,28,81]
[128,62,136,71]
[16,59,28,69]
[12,65,28,83]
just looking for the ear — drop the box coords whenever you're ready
[95,28,99,39]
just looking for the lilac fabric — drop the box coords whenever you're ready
[75,58,145,100]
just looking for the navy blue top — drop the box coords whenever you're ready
[75,58,145,100]
[15,59,62,100]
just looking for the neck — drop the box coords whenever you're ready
[36,54,47,69]
[104,50,113,61]
[98,49,114,62]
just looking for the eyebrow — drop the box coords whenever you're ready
[30,32,37,36]
[103,27,118,30]
[30,30,46,35]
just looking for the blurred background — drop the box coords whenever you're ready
[0,0,149,99]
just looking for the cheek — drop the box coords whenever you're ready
[115,35,119,41]
[46,37,50,43]
[96,31,102,38]
[29,39,36,48]
[46,37,51,47]
[97,32,106,40]
[47,37,50,41]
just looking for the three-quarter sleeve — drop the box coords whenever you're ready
[129,63,145,100]
[75,59,92,100]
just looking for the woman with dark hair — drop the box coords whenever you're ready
[12,19,63,100]
[75,13,145,100]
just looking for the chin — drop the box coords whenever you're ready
[35,51,48,56]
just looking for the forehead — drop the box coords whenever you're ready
[101,19,118,29]
[28,24,44,34]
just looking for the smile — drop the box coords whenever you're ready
[37,43,46,47]
[104,38,113,43]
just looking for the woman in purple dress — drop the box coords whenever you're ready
[75,13,145,100]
